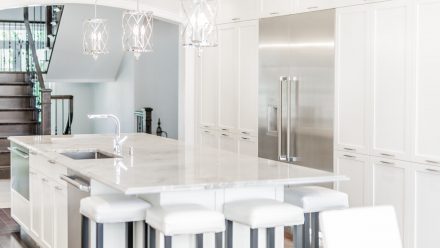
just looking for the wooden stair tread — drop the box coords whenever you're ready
[0,108,37,112]
[0,121,38,125]
[0,95,35,98]
[0,83,31,86]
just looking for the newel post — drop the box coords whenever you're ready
[40,89,52,135]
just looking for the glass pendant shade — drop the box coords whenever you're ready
[83,18,109,60]
[122,10,154,59]
[181,0,218,52]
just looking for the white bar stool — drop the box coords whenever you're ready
[223,198,305,248]
[80,195,151,248]
[320,206,402,248]
[145,204,225,248]
[285,186,349,248]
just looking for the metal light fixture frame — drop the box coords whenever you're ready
[122,0,154,59]
[83,0,109,60]
[181,0,219,55]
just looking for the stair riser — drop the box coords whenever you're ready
[0,166,10,180]
[0,73,25,82]
[0,124,36,136]
[0,139,9,150]
[0,98,34,108]
[0,85,31,95]
[0,111,35,121]
[0,153,10,167]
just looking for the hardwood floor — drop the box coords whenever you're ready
[0,209,18,235]
[0,233,28,248]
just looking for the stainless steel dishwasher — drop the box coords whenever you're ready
[60,169,90,248]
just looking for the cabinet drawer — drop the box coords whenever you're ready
[30,154,67,186]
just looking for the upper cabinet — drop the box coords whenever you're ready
[295,0,336,12]
[217,0,259,24]
[371,1,411,160]
[413,0,440,166]
[335,5,371,155]
[260,0,294,18]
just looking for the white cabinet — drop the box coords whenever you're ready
[335,5,371,155]
[335,151,372,207]
[199,45,219,129]
[218,0,259,24]
[371,1,411,160]
[238,136,258,156]
[199,129,219,149]
[237,21,259,137]
[372,158,407,241]
[53,183,68,248]
[29,170,42,239]
[295,0,335,12]
[260,0,294,17]
[219,133,239,153]
[41,177,54,248]
[413,0,440,165]
[413,165,440,248]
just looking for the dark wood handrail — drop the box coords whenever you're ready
[23,7,45,90]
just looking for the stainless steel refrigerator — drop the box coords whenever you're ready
[258,10,335,172]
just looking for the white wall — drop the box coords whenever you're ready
[134,20,179,139]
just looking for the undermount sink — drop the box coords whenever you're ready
[60,150,120,160]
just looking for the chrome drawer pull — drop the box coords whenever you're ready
[48,160,56,164]
[426,160,440,164]
[344,147,356,151]
[7,147,29,159]
[60,175,90,193]
[269,12,279,15]
[426,168,440,174]
[241,137,250,140]
[380,153,395,157]
[241,131,250,135]
[380,161,395,165]
[221,134,229,137]
[343,155,356,158]
[54,186,63,191]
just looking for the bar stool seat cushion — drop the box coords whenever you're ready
[145,204,225,236]
[80,195,151,223]
[223,199,304,229]
[285,186,349,213]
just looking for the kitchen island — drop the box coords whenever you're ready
[8,134,346,248]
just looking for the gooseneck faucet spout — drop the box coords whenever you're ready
[87,114,127,155]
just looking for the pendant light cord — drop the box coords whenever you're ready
[137,0,140,12]
[94,0,97,18]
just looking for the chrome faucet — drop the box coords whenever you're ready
[87,114,127,155]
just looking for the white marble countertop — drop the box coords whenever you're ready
[9,134,347,195]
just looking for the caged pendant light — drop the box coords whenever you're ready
[83,0,109,60]
[122,0,154,59]
[181,0,218,55]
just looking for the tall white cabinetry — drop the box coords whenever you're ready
[197,20,259,156]
[335,1,440,247]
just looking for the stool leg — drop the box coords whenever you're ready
[215,232,223,248]
[303,213,311,248]
[149,227,156,248]
[96,223,104,248]
[81,215,89,248]
[266,228,275,248]
[126,222,134,248]
[226,220,233,248]
[311,213,319,248]
[293,225,303,248]
[196,234,203,248]
[144,223,149,248]
[164,236,172,248]
[250,228,258,248]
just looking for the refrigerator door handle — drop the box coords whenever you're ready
[278,76,289,161]
[288,77,299,162]
[286,77,292,161]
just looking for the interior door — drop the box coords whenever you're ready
[288,10,335,171]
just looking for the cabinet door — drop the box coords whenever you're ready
[238,136,258,156]
[371,2,411,161]
[218,24,238,132]
[335,6,371,155]
[260,0,294,17]
[413,165,440,248]
[29,170,42,239]
[295,0,335,13]
[335,151,372,207]
[218,0,259,24]
[53,183,68,248]
[41,177,54,248]
[237,21,259,137]
[372,158,407,241]
[413,0,440,165]
[199,129,219,149]
[219,133,238,153]
[199,44,219,129]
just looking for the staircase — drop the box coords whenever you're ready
[0,73,38,179]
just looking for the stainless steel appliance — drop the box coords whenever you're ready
[258,10,335,171]
[61,170,90,248]
[9,144,29,200]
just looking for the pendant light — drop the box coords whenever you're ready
[181,0,218,55]
[122,0,154,59]
[83,0,109,60]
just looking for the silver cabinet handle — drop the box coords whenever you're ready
[203,130,210,134]
[54,186,63,191]
[241,131,250,135]
[426,160,440,165]
[379,161,395,165]
[380,153,395,157]
[60,175,90,193]
[241,137,250,140]
[307,6,319,10]
[269,12,279,15]
[221,128,229,131]
[343,154,356,159]
[48,160,56,165]
[286,77,292,161]
[426,168,440,174]
[221,133,229,137]
[7,147,29,159]
[344,147,356,151]
[41,178,49,182]
[232,18,240,21]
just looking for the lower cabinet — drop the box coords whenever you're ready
[413,165,440,248]
[29,155,67,248]
[334,151,373,207]
[198,128,258,156]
